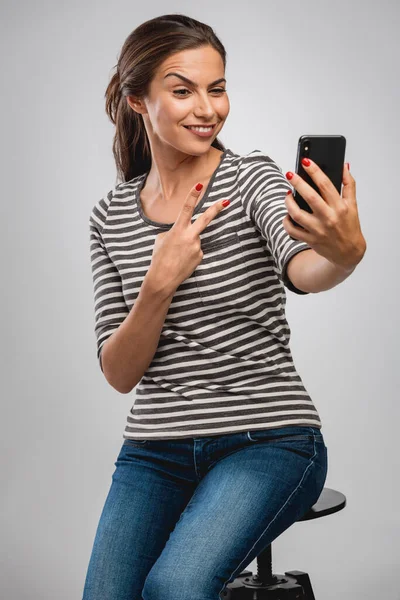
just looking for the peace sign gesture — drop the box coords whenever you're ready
[283,159,367,270]
[147,182,230,298]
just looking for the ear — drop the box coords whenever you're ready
[126,96,146,115]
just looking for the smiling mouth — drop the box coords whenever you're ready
[183,124,217,129]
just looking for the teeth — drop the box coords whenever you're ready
[187,126,213,132]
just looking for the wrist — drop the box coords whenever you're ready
[143,267,176,302]
[333,236,367,273]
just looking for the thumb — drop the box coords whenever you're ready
[342,162,356,205]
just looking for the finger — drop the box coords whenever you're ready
[285,170,329,221]
[289,159,340,213]
[282,213,314,244]
[174,182,204,229]
[285,190,316,233]
[190,198,230,237]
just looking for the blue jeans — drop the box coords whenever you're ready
[82,425,328,600]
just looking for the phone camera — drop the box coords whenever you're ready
[302,140,311,157]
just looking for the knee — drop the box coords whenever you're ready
[142,568,219,600]
[142,571,187,600]
[142,567,172,600]
[142,573,173,600]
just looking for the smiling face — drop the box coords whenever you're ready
[127,45,230,157]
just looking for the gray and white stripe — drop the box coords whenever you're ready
[89,148,321,440]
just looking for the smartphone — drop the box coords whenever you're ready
[289,134,346,229]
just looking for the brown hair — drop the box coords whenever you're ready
[105,14,227,184]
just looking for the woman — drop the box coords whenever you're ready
[83,14,366,600]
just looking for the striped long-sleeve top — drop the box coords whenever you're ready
[89,148,322,440]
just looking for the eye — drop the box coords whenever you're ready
[173,88,227,97]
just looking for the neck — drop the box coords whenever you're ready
[145,146,222,201]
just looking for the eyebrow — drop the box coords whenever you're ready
[164,72,227,87]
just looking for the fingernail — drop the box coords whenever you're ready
[286,190,291,195]
[301,158,311,167]
[286,171,294,180]
[195,183,203,191]
[222,199,230,207]
[346,163,350,170]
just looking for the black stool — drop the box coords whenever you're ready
[222,487,346,599]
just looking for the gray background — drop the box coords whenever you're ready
[1,0,399,598]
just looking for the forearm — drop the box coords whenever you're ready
[101,270,175,394]
[287,246,366,294]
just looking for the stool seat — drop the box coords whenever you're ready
[223,487,346,599]
[298,487,346,521]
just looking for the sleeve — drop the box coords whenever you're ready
[238,150,312,295]
[89,194,130,372]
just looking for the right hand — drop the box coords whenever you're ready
[147,183,230,296]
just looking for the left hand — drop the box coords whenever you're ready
[282,159,367,271]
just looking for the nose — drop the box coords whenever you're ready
[193,92,216,119]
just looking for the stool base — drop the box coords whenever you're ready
[221,569,315,599]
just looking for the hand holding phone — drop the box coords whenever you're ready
[289,135,346,229]
[283,134,367,270]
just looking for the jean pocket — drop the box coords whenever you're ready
[193,231,252,307]
[123,438,149,447]
[247,425,315,440]
[246,428,317,461]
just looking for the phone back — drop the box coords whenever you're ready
[292,134,346,220]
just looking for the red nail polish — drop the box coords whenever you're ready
[301,158,311,167]
[286,171,294,180]
[286,190,291,195]
[222,199,230,207]
[195,183,203,191]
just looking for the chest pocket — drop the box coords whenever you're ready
[193,231,252,307]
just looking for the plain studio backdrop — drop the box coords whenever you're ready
[1,0,399,598]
